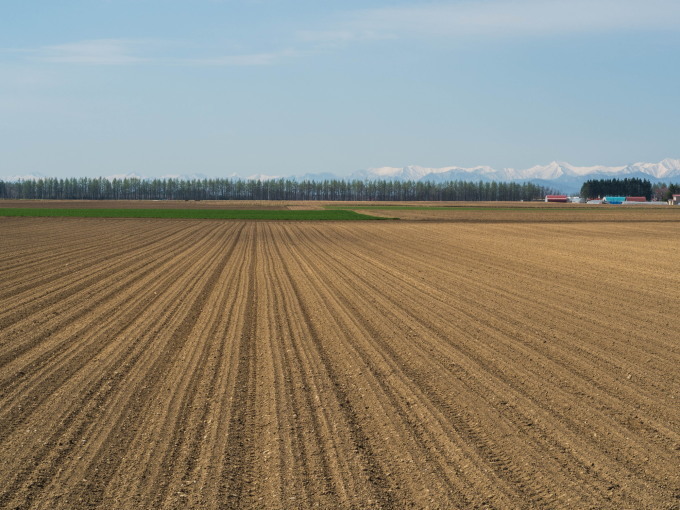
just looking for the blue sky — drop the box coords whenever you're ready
[2,0,679,178]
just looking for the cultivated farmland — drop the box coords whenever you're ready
[1,210,679,509]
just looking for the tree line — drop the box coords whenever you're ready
[651,182,680,201]
[579,177,653,200]
[0,177,557,202]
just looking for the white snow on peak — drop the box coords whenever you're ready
[246,173,281,181]
[519,161,629,179]
[352,159,680,184]
[0,172,46,181]
[632,158,680,178]
[369,166,406,177]
[158,173,210,180]
[661,158,680,169]
[105,172,145,180]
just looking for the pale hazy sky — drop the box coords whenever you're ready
[2,0,679,178]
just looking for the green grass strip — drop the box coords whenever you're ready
[0,208,386,220]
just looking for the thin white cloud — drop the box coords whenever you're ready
[304,0,680,42]
[296,29,393,46]
[9,39,298,67]
[183,49,300,66]
[38,39,149,65]
[7,1,679,68]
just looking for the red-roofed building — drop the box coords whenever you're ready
[625,196,646,202]
[545,195,568,203]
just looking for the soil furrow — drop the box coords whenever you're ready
[1,214,678,509]
[217,225,260,508]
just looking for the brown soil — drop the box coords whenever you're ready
[1,216,678,509]
[349,204,680,222]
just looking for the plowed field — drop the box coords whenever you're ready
[1,216,679,509]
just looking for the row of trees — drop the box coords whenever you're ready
[651,182,680,201]
[0,177,557,202]
[579,177,653,200]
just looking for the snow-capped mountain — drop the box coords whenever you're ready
[246,173,282,182]
[298,172,344,181]
[350,159,680,193]
[159,172,210,180]
[1,172,48,182]
[105,172,145,180]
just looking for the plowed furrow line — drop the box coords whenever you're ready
[433,248,680,358]
[324,225,680,433]
[263,224,367,506]
[216,226,259,509]
[1,217,678,509]
[0,238,220,443]
[3,221,195,340]
[0,223,227,406]
[0,218,149,276]
[291,224,663,507]
[281,226,526,508]
[0,221,220,359]
[110,224,250,509]
[0,221,194,302]
[274,275,398,506]
[215,226,302,509]
[318,243,668,506]
[256,227,321,505]
[0,222,202,334]
[0,219,173,275]
[153,224,255,510]
[67,224,248,510]
[384,223,680,351]
[0,218,99,264]
[348,226,676,502]
[336,223,678,356]
[326,231,679,436]
[372,229,680,442]
[1,225,242,508]
[278,225,459,508]
[0,224,242,509]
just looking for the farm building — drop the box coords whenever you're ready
[672,194,680,205]
[545,195,568,203]
[625,197,646,202]
[603,196,625,204]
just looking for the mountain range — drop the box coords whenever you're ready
[3,159,679,194]
[341,159,680,193]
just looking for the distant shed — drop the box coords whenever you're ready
[625,196,646,202]
[545,195,568,203]
[603,196,625,204]
[673,194,680,205]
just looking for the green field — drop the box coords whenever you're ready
[0,208,385,221]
